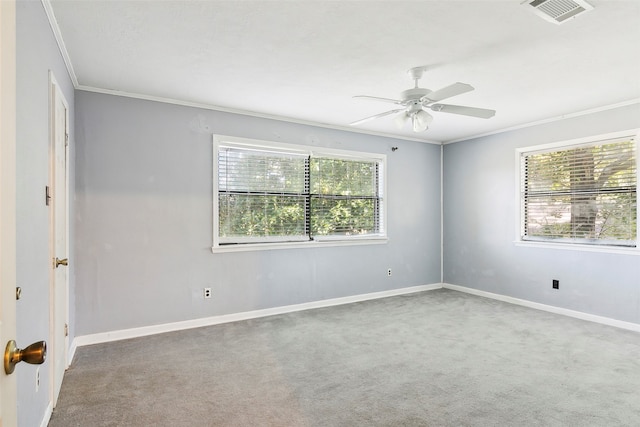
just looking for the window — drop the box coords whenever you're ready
[518,131,637,248]
[213,135,386,250]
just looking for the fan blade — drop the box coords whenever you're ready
[350,109,405,126]
[353,95,405,105]
[429,104,496,119]
[423,82,474,103]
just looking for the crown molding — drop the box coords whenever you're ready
[41,0,78,87]
[76,84,442,145]
[444,98,640,144]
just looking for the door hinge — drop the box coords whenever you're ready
[65,133,69,147]
[64,324,69,337]
[45,186,52,206]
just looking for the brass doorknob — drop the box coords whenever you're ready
[4,340,47,374]
[55,257,68,268]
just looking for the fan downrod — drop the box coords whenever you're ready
[403,66,431,100]
[407,66,428,86]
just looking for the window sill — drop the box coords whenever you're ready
[211,237,388,253]
[514,240,640,256]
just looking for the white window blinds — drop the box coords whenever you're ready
[215,138,385,247]
[521,137,637,246]
[218,147,309,244]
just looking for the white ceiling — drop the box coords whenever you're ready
[48,0,640,143]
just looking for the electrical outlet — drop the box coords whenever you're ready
[203,287,212,299]
[36,367,40,392]
[552,279,559,289]
[387,268,392,277]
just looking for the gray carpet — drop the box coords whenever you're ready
[49,289,640,426]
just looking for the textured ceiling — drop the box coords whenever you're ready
[48,0,640,143]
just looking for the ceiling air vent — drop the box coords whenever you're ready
[522,0,594,24]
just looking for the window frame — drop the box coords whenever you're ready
[515,129,640,255]
[213,134,387,253]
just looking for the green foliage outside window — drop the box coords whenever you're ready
[310,158,378,236]
[218,146,383,244]
[219,194,307,238]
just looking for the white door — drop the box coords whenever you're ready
[1,0,18,425]
[49,73,69,407]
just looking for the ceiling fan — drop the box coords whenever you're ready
[350,66,496,132]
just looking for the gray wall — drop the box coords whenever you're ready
[16,1,75,426]
[74,91,442,335]
[443,103,640,325]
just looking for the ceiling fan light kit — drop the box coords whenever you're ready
[351,66,496,133]
[395,101,434,132]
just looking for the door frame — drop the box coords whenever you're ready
[0,0,19,425]
[48,71,70,408]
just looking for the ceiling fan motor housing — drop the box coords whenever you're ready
[401,87,430,102]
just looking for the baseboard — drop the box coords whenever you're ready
[75,283,443,348]
[442,283,640,333]
[68,338,77,367]
[39,401,53,427]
